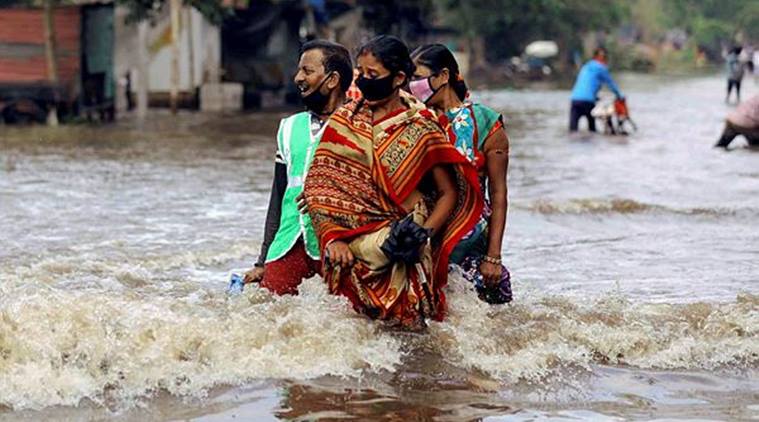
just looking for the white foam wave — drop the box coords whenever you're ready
[1,253,757,411]
[0,279,402,410]
[433,276,758,382]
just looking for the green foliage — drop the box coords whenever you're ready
[661,0,758,52]
[358,0,436,43]
[736,1,759,41]
[437,0,756,68]
[691,17,732,52]
[437,0,629,61]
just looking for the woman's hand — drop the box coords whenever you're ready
[479,260,502,287]
[326,241,354,267]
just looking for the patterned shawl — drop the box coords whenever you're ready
[303,91,483,317]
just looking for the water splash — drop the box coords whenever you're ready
[434,277,758,382]
[1,266,756,410]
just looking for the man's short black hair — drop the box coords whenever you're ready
[593,46,608,57]
[300,40,353,93]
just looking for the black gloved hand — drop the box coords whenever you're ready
[380,215,432,265]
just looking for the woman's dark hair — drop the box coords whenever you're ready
[301,39,353,93]
[357,35,415,85]
[411,44,468,101]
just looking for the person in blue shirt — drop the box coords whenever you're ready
[569,47,624,132]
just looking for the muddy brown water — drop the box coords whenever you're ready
[1,74,757,421]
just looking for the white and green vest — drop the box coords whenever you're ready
[265,112,323,262]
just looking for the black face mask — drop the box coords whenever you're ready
[300,72,333,113]
[356,73,397,101]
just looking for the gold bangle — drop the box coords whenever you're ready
[483,255,502,265]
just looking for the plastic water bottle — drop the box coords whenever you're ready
[227,273,244,295]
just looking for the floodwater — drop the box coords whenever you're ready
[1,74,757,421]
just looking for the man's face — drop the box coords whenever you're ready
[294,49,328,97]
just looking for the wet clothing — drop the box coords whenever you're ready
[716,95,759,148]
[256,162,287,267]
[255,112,325,294]
[438,102,512,303]
[726,53,747,102]
[260,238,321,295]
[303,92,483,327]
[458,254,512,304]
[256,112,324,267]
[715,121,759,148]
[569,100,597,132]
[728,94,759,128]
[727,53,746,82]
[570,59,623,102]
[727,79,742,100]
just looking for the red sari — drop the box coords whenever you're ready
[303,92,482,327]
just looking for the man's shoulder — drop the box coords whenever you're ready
[277,111,314,137]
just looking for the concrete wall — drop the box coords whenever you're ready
[113,5,220,112]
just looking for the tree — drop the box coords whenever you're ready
[439,0,628,63]
[42,0,60,125]
[662,0,758,57]
[169,0,180,114]
[359,0,436,44]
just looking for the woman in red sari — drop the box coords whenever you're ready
[302,35,482,329]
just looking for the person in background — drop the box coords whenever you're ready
[243,40,353,295]
[345,68,362,101]
[569,47,624,132]
[715,93,759,149]
[302,35,482,330]
[409,44,512,304]
[726,46,747,104]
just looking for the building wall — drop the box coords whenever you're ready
[113,5,220,112]
[0,6,81,86]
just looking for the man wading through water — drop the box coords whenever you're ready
[569,47,624,133]
[243,40,353,294]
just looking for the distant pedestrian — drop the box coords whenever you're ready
[725,46,747,103]
[569,47,624,132]
[123,71,134,111]
[345,68,362,101]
